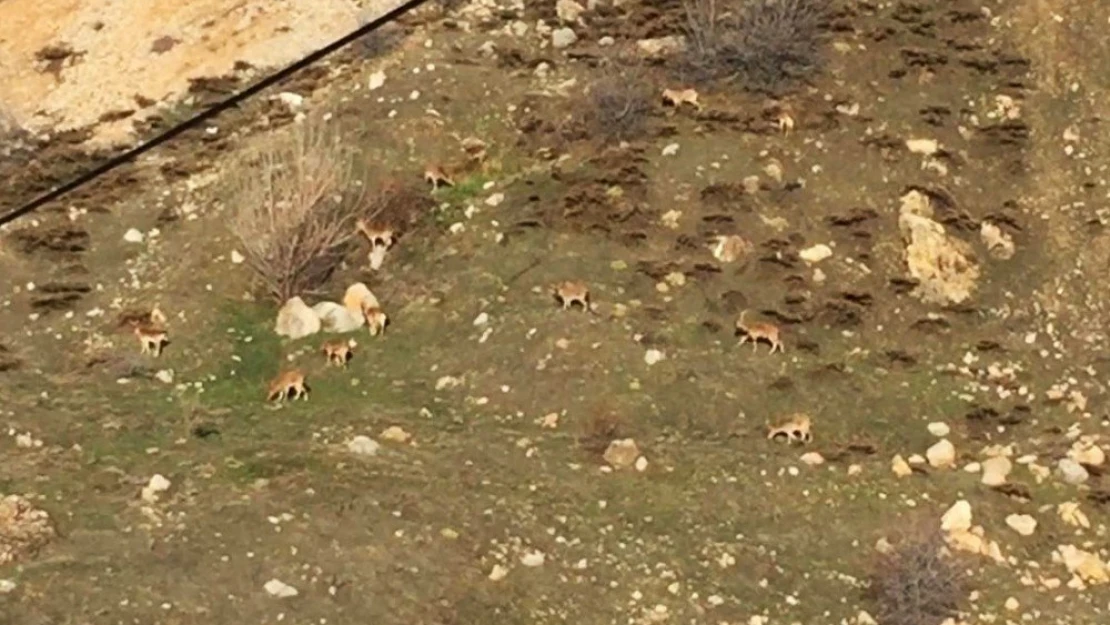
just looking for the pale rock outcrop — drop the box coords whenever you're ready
[898,191,980,305]
[275,296,321,339]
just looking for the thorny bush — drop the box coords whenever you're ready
[228,114,366,303]
[866,523,967,625]
[679,0,826,93]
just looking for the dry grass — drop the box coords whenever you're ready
[227,114,367,303]
[584,57,656,143]
[679,0,826,93]
[866,522,968,625]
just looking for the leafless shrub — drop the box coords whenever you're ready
[680,0,826,93]
[227,115,366,303]
[584,57,656,143]
[866,524,967,625]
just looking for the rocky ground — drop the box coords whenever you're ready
[2,0,1110,623]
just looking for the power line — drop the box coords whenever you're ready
[0,0,433,228]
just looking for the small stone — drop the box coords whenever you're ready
[891,454,913,477]
[264,579,299,598]
[154,370,174,384]
[661,143,679,156]
[123,228,144,243]
[520,551,546,567]
[140,474,171,503]
[380,426,412,443]
[800,452,825,466]
[941,500,972,533]
[644,349,665,366]
[473,312,490,326]
[799,244,832,264]
[857,610,877,625]
[230,250,245,264]
[906,138,939,155]
[1005,514,1036,536]
[555,0,585,22]
[634,456,648,472]
[368,71,386,90]
[1058,502,1090,528]
[347,435,381,456]
[635,35,685,58]
[980,456,1012,486]
[603,438,640,469]
[926,439,956,469]
[277,92,304,110]
[488,564,509,581]
[1069,439,1106,467]
[1057,458,1090,484]
[927,422,950,437]
[552,27,578,49]
[0,579,15,594]
[598,35,615,46]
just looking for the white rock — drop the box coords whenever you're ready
[926,439,956,469]
[368,71,386,90]
[1069,439,1106,467]
[140,474,171,503]
[906,138,939,155]
[598,35,615,46]
[634,456,649,472]
[1057,458,1089,484]
[941,500,972,533]
[473,312,490,326]
[555,0,585,23]
[277,92,304,110]
[800,452,825,466]
[275,296,322,339]
[520,551,545,567]
[488,564,509,581]
[154,369,174,384]
[644,349,665,365]
[264,579,299,598]
[1005,514,1036,536]
[661,143,679,156]
[891,454,913,477]
[347,435,380,456]
[856,611,877,625]
[927,422,950,437]
[980,456,1012,486]
[980,221,1015,260]
[552,27,578,49]
[0,579,15,593]
[230,250,245,264]
[603,438,640,469]
[123,228,144,243]
[799,244,832,264]
[312,301,364,333]
[485,192,505,207]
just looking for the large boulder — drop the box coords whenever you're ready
[898,191,980,305]
[275,296,321,339]
[312,301,364,333]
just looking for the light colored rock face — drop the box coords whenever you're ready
[275,296,321,339]
[0,495,56,565]
[603,438,640,469]
[980,456,1012,486]
[926,439,956,469]
[312,301,364,333]
[0,0,399,145]
[898,191,981,305]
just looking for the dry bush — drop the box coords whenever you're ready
[583,57,656,143]
[866,523,967,625]
[228,115,366,303]
[680,0,826,93]
[578,405,626,456]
